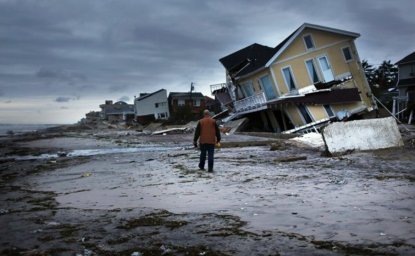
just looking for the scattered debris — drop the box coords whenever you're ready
[57,151,68,157]
[274,156,307,162]
[81,172,92,178]
[152,127,189,135]
[270,141,286,151]
[289,132,325,148]
[0,209,9,215]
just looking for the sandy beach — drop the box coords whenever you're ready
[1,125,415,255]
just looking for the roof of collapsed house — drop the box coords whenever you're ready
[135,89,166,101]
[267,88,361,108]
[219,23,359,79]
[396,51,415,65]
[219,43,278,78]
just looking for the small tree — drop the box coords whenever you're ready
[362,59,398,109]
[362,59,376,87]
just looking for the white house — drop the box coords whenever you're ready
[134,89,170,123]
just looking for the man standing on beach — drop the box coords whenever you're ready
[193,110,221,172]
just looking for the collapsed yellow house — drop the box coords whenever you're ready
[211,23,377,133]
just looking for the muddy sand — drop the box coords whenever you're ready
[0,128,414,255]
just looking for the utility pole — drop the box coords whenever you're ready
[190,82,194,107]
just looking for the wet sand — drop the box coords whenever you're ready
[1,128,415,255]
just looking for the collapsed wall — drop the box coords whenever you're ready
[322,117,404,154]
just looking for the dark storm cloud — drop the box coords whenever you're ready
[36,67,87,84]
[0,0,414,102]
[55,96,72,103]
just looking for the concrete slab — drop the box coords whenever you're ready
[322,117,404,154]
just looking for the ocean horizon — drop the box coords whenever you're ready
[0,123,66,136]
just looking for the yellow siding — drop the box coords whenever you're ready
[331,102,363,113]
[307,105,328,120]
[285,106,303,125]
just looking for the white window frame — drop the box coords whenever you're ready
[341,46,353,62]
[259,74,277,100]
[304,58,320,84]
[194,99,201,107]
[303,34,315,50]
[281,66,297,91]
[178,99,185,106]
[240,81,255,97]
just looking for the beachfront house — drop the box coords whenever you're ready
[168,92,206,121]
[134,89,170,124]
[395,51,415,124]
[211,23,376,133]
[99,100,135,124]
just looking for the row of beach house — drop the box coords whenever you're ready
[85,23,414,133]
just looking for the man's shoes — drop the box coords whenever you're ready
[208,168,213,173]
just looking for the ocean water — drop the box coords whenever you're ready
[0,124,61,136]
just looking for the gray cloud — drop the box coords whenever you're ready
[55,96,71,103]
[36,67,87,83]
[0,0,414,123]
[118,96,130,103]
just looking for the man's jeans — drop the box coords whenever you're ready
[199,143,215,171]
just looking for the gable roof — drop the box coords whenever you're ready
[396,51,415,65]
[265,23,360,67]
[136,89,166,101]
[219,23,360,79]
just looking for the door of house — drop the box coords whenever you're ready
[317,56,334,82]
[260,75,277,100]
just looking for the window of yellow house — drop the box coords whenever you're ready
[298,104,313,124]
[342,47,353,62]
[282,67,297,91]
[240,81,255,97]
[323,104,335,117]
[305,59,320,84]
[303,34,315,50]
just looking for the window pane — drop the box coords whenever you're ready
[298,104,313,123]
[306,60,319,83]
[324,104,334,117]
[260,75,277,100]
[343,47,352,61]
[304,35,314,49]
[283,68,296,90]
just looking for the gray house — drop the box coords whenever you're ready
[100,100,135,123]
[395,51,415,124]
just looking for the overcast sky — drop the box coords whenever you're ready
[1,0,414,124]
